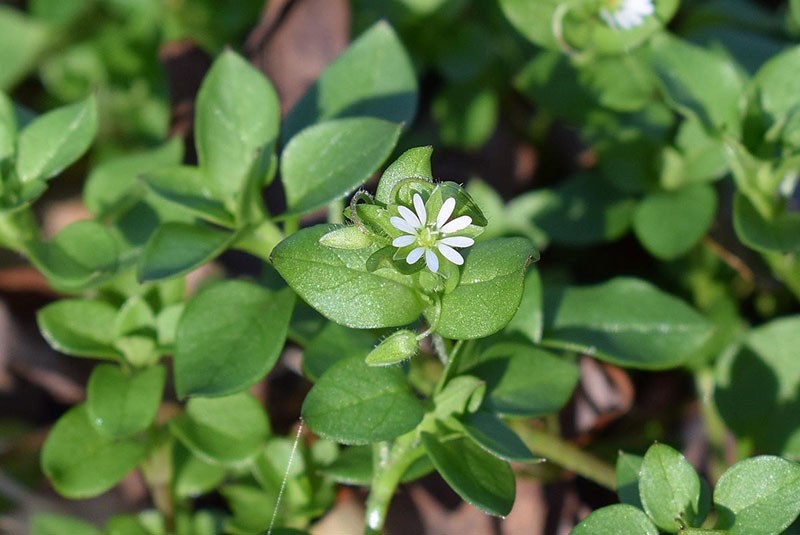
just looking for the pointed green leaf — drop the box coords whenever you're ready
[713,456,800,534]
[461,411,538,462]
[375,146,433,204]
[138,222,235,282]
[302,354,424,445]
[431,238,537,340]
[616,451,644,509]
[172,442,226,499]
[421,431,515,517]
[733,192,800,253]
[283,21,416,139]
[0,91,15,161]
[572,504,659,535]
[281,118,401,216]
[639,443,707,532]
[16,95,97,182]
[195,50,279,200]
[542,278,714,369]
[0,6,49,90]
[174,280,294,397]
[37,299,121,360]
[271,224,425,329]
[169,393,270,465]
[87,364,165,439]
[302,321,378,381]
[41,405,147,498]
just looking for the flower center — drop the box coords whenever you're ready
[416,225,439,248]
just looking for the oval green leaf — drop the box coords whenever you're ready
[639,443,707,532]
[572,504,659,535]
[431,237,537,340]
[174,280,294,398]
[37,299,121,360]
[302,354,424,445]
[195,50,279,200]
[280,117,401,216]
[542,278,714,369]
[31,513,102,535]
[713,456,800,534]
[87,364,166,439]
[421,431,515,517]
[461,411,538,462]
[41,404,147,498]
[271,225,425,329]
[169,393,270,465]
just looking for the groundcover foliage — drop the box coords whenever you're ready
[1,0,800,533]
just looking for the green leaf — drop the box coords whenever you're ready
[753,44,800,146]
[463,341,579,417]
[174,280,294,397]
[497,0,559,50]
[713,456,800,534]
[733,192,800,253]
[283,21,416,139]
[542,278,714,369]
[16,95,98,182]
[31,513,102,535]
[639,443,707,532]
[572,504,659,535]
[0,91,16,161]
[616,452,644,509]
[280,118,401,216]
[534,174,636,246]
[365,330,418,366]
[432,376,485,421]
[633,184,717,260]
[195,50,279,200]
[421,431,515,517]
[83,139,184,219]
[41,405,147,498]
[375,146,433,204]
[461,411,538,462]
[138,223,235,282]
[0,6,49,90]
[37,299,121,360]
[715,316,800,456]
[172,442,226,499]
[87,364,165,439]
[322,444,433,486]
[221,484,274,534]
[271,224,425,329]
[432,84,498,150]
[169,393,270,465]
[302,354,424,445]
[302,321,378,381]
[104,512,165,535]
[28,220,119,291]
[504,268,543,343]
[140,165,233,227]
[431,238,537,340]
[649,33,744,132]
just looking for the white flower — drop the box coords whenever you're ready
[599,0,655,30]
[390,193,475,273]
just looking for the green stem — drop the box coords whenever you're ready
[364,435,422,534]
[0,208,37,254]
[695,368,730,484]
[233,219,285,261]
[510,421,617,491]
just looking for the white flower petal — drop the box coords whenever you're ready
[425,249,439,273]
[390,216,417,234]
[440,215,472,233]
[406,247,425,264]
[413,194,427,226]
[437,243,464,265]
[436,197,456,228]
[397,205,422,228]
[439,236,474,248]
[392,235,416,247]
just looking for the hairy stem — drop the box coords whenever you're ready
[364,435,422,534]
